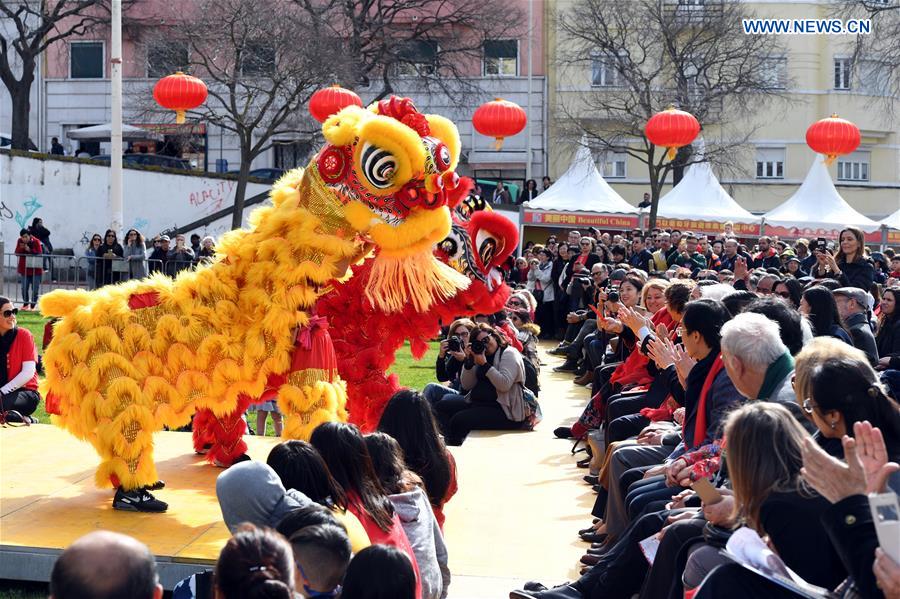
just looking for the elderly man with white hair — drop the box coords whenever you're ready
[720,312,796,405]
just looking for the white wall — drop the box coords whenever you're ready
[0,153,271,251]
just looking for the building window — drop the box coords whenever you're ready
[859,60,890,95]
[755,147,784,179]
[591,52,621,87]
[837,151,870,182]
[483,40,518,76]
[834,57,851,90]
[761,56,787,89]
[147,41,189,78]
[274,140,313,170]
[596,151,626,178]
[70,41,104,79]
[396,40,438,77]
[241,42,276,76]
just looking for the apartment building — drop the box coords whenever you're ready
[545,0,900,218]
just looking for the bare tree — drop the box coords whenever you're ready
[296,0,526,104]
[833,0,900,111]
[0,0,110,150]
[136,0,345,228]
[557,0,790,227]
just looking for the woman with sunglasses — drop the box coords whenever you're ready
[0,296,41,424]
[433,323,529,446]
[84,234,103,289]
[96,229,124,287]
[122,229,147,280]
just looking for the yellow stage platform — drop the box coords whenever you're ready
[1,347,592,597]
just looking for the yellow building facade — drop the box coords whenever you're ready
[545,0,900,220]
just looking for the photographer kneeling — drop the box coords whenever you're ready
[423,318,475,406]
[434,324,529,446]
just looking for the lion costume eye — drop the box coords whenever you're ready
[475,229,502,268]
[434,142,451,172]
[360,142,397,189]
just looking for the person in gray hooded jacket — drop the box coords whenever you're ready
[215,460,312,533]
[366,432,450,599]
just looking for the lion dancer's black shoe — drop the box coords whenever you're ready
[112,486,168,512]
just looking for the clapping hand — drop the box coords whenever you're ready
[648,336,676,369]
[618,305,646,336]
[733,256,749,281]
[672,344,696,385]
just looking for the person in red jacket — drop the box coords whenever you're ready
[15,228,43,310]
[0,296,41,424]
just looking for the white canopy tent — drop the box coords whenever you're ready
[67,123,161,142]
[880,207,900,231]
[524,145,638,214]
[657,161,759,224]
[762,155,881,233]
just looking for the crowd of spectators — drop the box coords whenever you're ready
[503,224,900,598]
[48,391,457,599]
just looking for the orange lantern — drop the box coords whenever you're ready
[308,85,363,123]
[645,107,700,160]
[153,72,207,124]
[472,98,527,149]
[806,114,860,165]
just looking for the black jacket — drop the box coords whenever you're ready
[812,257,875,291]
[844,312,879,366]
[877,317,900,370]
[821,494,883,598]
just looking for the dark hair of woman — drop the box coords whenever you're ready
[809,358,900,459]
[377,390,452,506]
[275,504,343,539]
[745,297,804,356]
[664,281,694,314]
[340,545,416,599]
[0,296,10,308]
[837,227,865,264]
[722,290,757,317]
[680,298,731,350]
[880,288,899,328]
[620,276,644,295]
[214,524,294,599]
[266,440,348,511]
[773,277,803,309]
[511,309,532,324]
[309,422,394,532]
[472,322,508,350]
[364,432,423,496]
[538,248,553,260]
[802,286,846,338]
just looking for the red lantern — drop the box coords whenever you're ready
[153,72,207,124]
[645,107,701,160]
[472,98,527,150]
[806,114,860,165]
[309,85,363,123]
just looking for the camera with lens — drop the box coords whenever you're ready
[470,338,486,354]
[607,288,620,303]
[448,336,462,353]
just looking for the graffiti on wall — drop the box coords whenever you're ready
[188,180,236,214]
[0,202,14,220]
[14,196,42,230]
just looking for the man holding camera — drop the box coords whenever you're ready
[553,266,621,373]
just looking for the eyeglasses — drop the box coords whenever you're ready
[775,291,791,299]
[3,308,18,318]
[757,287,773,294]
[106,234,115,238]
[802,398,816,415]
[507,300,524,307]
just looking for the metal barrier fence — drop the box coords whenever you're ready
[1,253,202,307]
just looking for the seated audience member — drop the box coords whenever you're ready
[366,432,450,599]
[215,461,311,533]
[285,523,352,599]
[214,524,294,599]
[720,312,797,406]
[341,545,417,599]
[680,403,848,596]
[509,309,541,371]
[800,286,853,344]
[744,296,809,356]
[433,323,529,445]
[378,390,458,529]
[833,286,879,366]
[50,531,163,599]
[0,296,41,424]
[877,287,900,372]
[424,318,475,405]
[266,440,370,551]
[310,421,422,597]
[772,277,802,309]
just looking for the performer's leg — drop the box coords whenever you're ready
[271,410,283,436]
[190,394,251,467]
[256,410,268,436]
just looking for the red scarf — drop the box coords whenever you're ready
[689,353,725,450]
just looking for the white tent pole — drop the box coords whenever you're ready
[109,0,123,234]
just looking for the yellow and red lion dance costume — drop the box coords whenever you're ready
[39,97,471,504]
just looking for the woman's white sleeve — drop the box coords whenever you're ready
[1,361,36,395]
